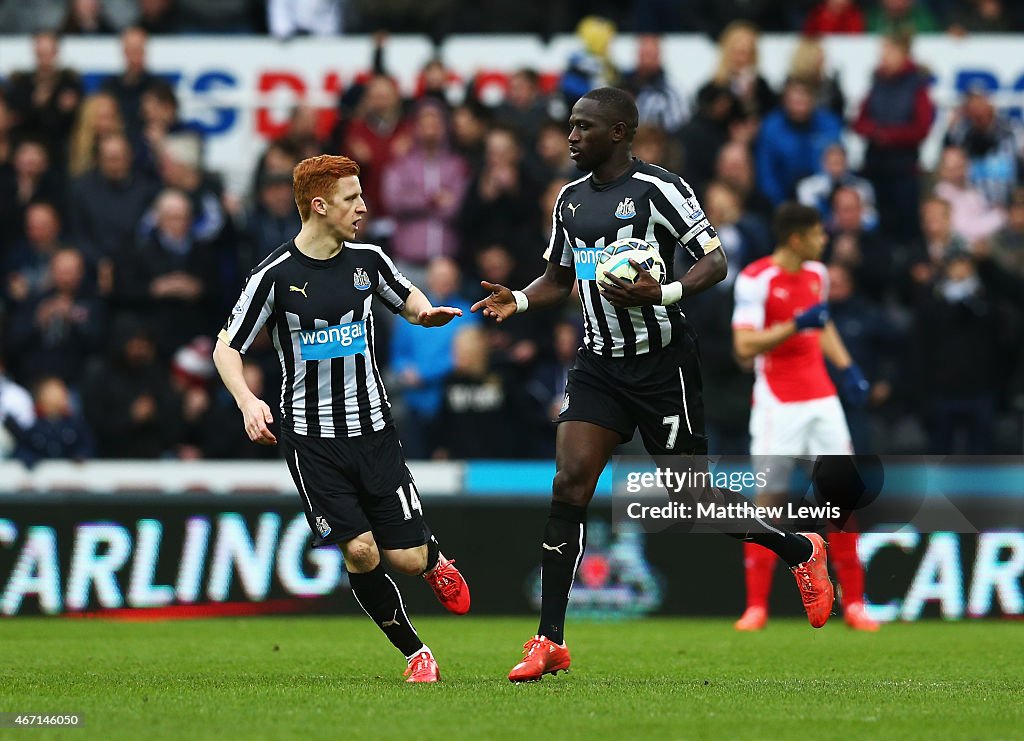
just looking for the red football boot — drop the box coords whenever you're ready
[844,601,880,632]
[734,606,768,631]
[423,554,470,615]
[791,533,834,628]
[404,649,441,683]
[508,636,571,683]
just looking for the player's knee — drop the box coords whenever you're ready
[552,468,595,508]
[341,535,379,572]
[387,547,428,576]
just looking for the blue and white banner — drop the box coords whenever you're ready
[1,34,1021,195]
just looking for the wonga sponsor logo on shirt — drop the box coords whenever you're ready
[298,321,366,360]
[572,246,604,281]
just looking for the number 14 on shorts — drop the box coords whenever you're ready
[396,482,422,520]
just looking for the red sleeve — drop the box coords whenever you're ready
[849,10,865,33]
[852,96,873,136]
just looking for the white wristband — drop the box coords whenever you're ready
[512,290,529,314]
[660,281,683,306]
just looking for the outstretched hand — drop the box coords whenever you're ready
[417,306,463,327]
[599,260,663,308]
[471,281,517,323]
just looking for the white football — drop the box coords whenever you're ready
[595,238,666,286]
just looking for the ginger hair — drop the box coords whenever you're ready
[292,154,360,221]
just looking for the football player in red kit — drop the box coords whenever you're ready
[732,203,878,632]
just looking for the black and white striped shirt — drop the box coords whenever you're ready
[543,159,719,357]
[219,240,412,438]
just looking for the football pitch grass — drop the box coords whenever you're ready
[2,617,1022,740]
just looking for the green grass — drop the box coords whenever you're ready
[1,617,1022,740]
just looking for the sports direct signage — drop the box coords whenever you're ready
[1,34,1022,194]
[1,496,1021,620]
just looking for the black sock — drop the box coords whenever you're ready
[348,564,424,658]
[420,525,440,575]
[537,500,587,645]
[653,458,814,568]
[726,526,813,568]
[691,483,813,567]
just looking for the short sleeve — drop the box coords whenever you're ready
[542,190,574,268]
[374,248,413,314]
[639,172,719,263]
[218,268,275,354]
[732,272,767,331]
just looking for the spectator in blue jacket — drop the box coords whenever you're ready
[390,256,479,459]
[755,77,843,206]
[559,16,619,108]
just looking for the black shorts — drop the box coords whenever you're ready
[280,425,428,550]
[557,328,708,454]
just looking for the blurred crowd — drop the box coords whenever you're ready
[1,1,1024,464]
[1,0,1024,38]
